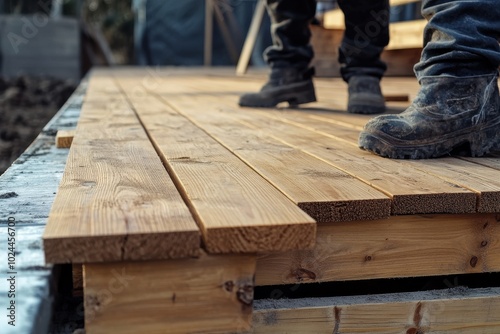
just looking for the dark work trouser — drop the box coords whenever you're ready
[264,0,390,81]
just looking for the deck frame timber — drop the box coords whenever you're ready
[84,252,257,334]
[253,287,500,333]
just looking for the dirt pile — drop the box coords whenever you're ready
[0,76,76,175]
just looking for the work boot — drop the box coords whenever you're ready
[238,67,316,108]
[359,74,500,159]
[347,75,385,114]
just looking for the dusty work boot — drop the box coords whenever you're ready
[359,74,500,159]
[347,75,385,114]
[238,67,316,108]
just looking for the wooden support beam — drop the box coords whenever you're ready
[84,253,256,334]
[55,129,75,148]
[253,287,500,333]
[256,213,500,285]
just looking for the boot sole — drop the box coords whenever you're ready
[359,118,500,159]
[239,80,316,108]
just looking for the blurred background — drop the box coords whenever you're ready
[0,0,422,175]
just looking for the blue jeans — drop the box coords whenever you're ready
[264,0,390,81]
[415,0,500,79]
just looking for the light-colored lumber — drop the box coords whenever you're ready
[116,81,316,253]
[387,19,426,50]
[43,76,201,263]
[165,81,475,215]
[256,213,500,285]
[253,287,500,333]
[323,7,425,50]
[84,252,256,334]
[272,110,500,213]
[156,94,391,223]
[55,129,75,148]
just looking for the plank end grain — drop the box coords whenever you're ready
[299,198,391,223]
[204,221,316,254]
[392,192,477,215]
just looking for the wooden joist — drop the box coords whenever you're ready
[256,213,500,285]
[148,92,392,223]
[274,109,500,213]
[253,287,500,333]
[43,76,201,263]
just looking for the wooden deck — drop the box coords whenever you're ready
[38,68,500,333]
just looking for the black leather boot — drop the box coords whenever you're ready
[347,75,385,114]
[238,67,316,108]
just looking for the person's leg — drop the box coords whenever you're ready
[239,0,317,108]
[359,0,500,159]
[338,0,389,114]
[264,0,316,70]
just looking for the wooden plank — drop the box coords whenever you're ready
[384,93,409,102]
[161,81,475,215]
[55,129,75,148]
[279,112,500,213]
[116,80,316,253]
[256,213,500,285]
[43,76,201,263]
[236,0,266,75]
[84,252,256,334]
[253,287,500,333]
[157,94,391,223]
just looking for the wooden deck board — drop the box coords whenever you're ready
[158,80,476,215]
[264,109,500,213]
[147,91,392,223]
[116,82,316,253]
[43,76,201,263]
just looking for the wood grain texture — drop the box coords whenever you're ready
[116,81,316,253]
[158,94,391,223]
[174,90,476,215]
[0,83,86,334]
[272,110,500,214]
[256,213,500,285]
[43,76,201,263]
[253,288,500,333]
[84,252,256,334]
